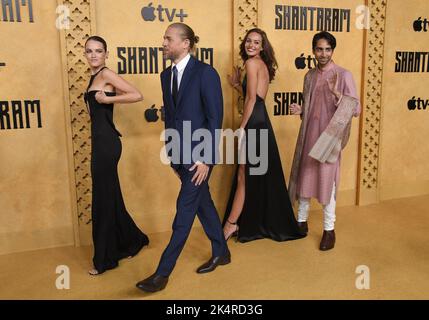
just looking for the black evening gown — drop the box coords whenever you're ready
[223,76,306,243]
[84,67,149,274]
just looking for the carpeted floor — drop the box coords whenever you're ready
[1,195,428,300]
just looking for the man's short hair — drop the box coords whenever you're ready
[312,31,336,50]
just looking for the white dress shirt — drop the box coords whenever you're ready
[171,53,191,93]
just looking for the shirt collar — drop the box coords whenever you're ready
[172,53,191,73]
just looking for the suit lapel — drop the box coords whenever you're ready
[176,56,196,109]
[162,67,175,112]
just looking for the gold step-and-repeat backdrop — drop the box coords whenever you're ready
[1,0,428,254]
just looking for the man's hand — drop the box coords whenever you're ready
[290,103,302,115]
[190,161,209,186]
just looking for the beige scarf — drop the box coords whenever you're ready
[308,95,358,163]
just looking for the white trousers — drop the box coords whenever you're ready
[297,183,336,231]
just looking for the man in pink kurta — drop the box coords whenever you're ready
[289,31,360,251]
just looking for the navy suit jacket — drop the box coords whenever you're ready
[161,56,223,171]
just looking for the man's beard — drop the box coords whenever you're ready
[163,50,179,62]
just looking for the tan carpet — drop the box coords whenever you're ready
[1,195,428,300]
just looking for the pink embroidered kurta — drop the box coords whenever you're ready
[295,62,360,205]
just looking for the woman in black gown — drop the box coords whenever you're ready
[223,28,306,243]
[84,36,149,275]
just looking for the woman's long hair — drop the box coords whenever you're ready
[239,28,278,82]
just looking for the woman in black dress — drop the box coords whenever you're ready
[84,36,149,275]
[223,29,305,243]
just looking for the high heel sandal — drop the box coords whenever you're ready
[224,219,239,241]
[88,268,100,276]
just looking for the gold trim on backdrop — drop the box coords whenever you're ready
[236,0,258,58]
[59,0,93,244]
[233,0,258,124]
[57,0,80,246]
[357,0,387,205]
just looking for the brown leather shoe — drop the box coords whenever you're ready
[297,221,308,234]
[319,230,335,251]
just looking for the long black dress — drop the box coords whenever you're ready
[223,76,306,243]
[84,67,149,274]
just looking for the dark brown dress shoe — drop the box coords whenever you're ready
[297,221,308,234]
[136,273,168,292]
[196,251,231,274]
[319,230,335,251]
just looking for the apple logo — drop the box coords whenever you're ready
[413,17,423,32]
[145,104,159,122]
[295,54,306,69]
[142,3,156,21]
[407,96,417,110]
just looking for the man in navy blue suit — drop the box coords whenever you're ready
[136,23,230,293]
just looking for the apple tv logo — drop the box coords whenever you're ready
[407,96,428,111]
[295,53,317,70]
[413,17,428,32]
[141,3,188,23]
[142,3,156,21]
[144,104,165,122]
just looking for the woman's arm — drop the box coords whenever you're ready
[228,66,243,96]
[233,82,244,96]
[96,69,143,104]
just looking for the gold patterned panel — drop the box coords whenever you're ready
[61,0,93,227]
[233,0,258,121]
[236,0,258,56]
[358,0,387,204]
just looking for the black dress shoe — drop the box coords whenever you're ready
[136,273,168,292]
[196,252,231,274]
[319,230,335,251]
[297,221,308,234]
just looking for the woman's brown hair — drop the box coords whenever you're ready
[239,28,278,82]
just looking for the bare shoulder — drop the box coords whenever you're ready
[244,57,262,70]
[100,68,118,80]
